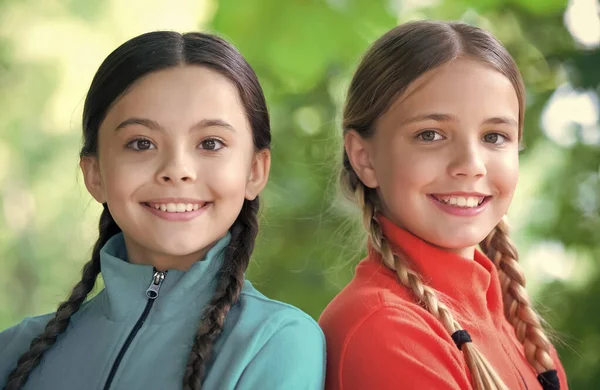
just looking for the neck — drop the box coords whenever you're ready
[434,245,476,260]
[122,235,220,271]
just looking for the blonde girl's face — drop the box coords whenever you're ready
[346,58,520,259]
[80,66,270,271]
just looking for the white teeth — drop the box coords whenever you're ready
[149,202,203,213]
[436,196,485,208]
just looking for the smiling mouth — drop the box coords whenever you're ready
[429,195,491,208]
[142,202,209,213]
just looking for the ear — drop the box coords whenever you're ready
[344,130,378,188]
[245,149,271,200]
[80,156,106,203]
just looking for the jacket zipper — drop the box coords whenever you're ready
[102,269,167,390]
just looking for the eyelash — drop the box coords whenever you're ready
[198,138,226,151]
[416,130,444,142]
[126,137,155,151]
[125,137,226,151]
[416,130,510,145]
[482,133,509,145]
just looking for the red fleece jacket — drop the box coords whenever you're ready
[319,215,568,390]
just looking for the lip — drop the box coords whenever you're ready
[428,194,492,217]
[430,192,490,197]
[144,198,206,205]
[141,201,211,221]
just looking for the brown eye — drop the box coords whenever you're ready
[127,138,155,151]
[137,140,152,150]
[199,138,224,151]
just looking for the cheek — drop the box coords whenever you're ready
[100,155,150,197]
[491,154,519,197]
[203,153,252,195]
[372,147,421,218]
[96,133,145,194]
[377,145,440,195]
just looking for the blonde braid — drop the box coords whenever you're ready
[481,218,555,374]
[353,181,508,390]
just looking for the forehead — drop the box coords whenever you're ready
[385,58,519,123]
[102,65,247,130]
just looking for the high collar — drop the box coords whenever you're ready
[369,214,504,325]
[98,232,230,322]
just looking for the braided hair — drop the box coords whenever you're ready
[5,31,271,390]
[339,20,558,390]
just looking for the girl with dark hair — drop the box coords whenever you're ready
[0,31,325,390]
[319,20,568,390]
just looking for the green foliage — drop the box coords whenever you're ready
[0,0,598,388]
[66,0,107,21]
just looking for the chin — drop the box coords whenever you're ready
[431,229,489,251]
[159,242,211,257]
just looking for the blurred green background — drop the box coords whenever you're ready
[0,0,599,387]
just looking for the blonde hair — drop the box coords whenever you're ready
[340,20,556,390]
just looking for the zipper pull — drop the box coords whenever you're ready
[146,270,166,299]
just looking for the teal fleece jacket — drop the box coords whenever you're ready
[0,233,326,389]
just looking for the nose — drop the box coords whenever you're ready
[156,148,196,184]
[447,140,487,178]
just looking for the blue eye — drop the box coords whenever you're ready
[126,138,155,151]
[199,138,225,151]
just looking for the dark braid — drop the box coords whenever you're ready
[4,205,121,390]
[183,198,260,390]
[5,31,269,390]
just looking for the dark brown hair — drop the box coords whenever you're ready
[340,20,557,390]
[5,31,270,390]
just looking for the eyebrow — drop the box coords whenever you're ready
[401,113,518,127]
[115,117,237,132]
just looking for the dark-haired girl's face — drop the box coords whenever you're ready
[81,66,270,270]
